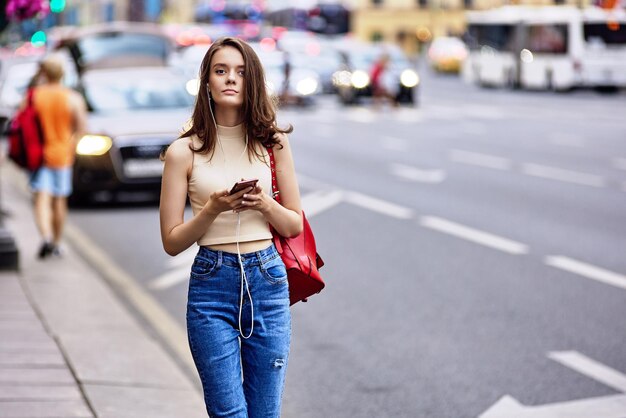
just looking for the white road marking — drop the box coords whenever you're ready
[382,136,410,152]
[390,163,446,183]
[344,191,414,219]
[480,351,626,417]
[480,394,626,417]
[167,246,197,268]
[420,216,529,255]
[149,266,190,290]
[449,149,512,170]
[613,157,626,171]
[301,190,344,218]
[548,351,626,393]
[522,163,605,188]
[545,256,626,291]
[549,133,585,148]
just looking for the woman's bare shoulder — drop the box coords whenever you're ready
[273,132,291,150]
[165,137,194,162]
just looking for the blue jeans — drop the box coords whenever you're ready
[29,166,73,197]
[187,244,291,418]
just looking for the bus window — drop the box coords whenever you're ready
[526,24,568,53]
[466,24,516,52]
[584,23,626,45]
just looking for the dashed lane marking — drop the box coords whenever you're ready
[343,191,414,219]
[522,163,605,188]
[449,149,512,170]
[390,163,446,183]
[301,190,344,218]
[149,266,191,291]
[545,256,626,291]
[420,216,529,255]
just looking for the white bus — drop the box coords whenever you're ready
[462,6,626,90]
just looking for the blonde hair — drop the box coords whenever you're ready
[39,55,65,83]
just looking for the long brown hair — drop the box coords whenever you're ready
[179,37,292,159]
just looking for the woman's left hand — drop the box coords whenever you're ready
[234,185,272,214]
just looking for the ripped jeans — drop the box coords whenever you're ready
[186,244,291,418]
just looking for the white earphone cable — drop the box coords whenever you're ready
[208,86,254,339]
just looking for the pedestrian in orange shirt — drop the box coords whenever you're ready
[27,56,87,259]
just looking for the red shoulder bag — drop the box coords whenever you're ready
[267,146,325,305]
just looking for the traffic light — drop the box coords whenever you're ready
[30,30,46,47]
[50,0,66,13]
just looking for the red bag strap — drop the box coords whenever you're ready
[267,146,281,204]
[26,88,35,106]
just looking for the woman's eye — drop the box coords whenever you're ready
[215,69,225,74]
[238,71,245,76]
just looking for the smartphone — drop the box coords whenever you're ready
[229,178,258,195]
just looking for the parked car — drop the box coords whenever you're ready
[49,21,175,75]
[277,32,344,93]
[71,66,193,203]
[332,41,419,106]
[250,42,321,105]
[427,36,468,73]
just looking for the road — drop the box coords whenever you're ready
[68,68,626,417]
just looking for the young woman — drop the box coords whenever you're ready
[159,37,302,417]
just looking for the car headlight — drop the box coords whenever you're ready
[296,77,318,96]
[400,70,419,88]
[351,70,370,89]
[186,78,200,96]
[76,135,113,156]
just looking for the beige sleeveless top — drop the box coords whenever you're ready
[188,124,272,247]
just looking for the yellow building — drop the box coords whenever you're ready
[350,0,592,55]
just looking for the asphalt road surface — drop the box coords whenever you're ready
[68,68,626,418]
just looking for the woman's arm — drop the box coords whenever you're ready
[238,133,303,237]
[159,138,253,256]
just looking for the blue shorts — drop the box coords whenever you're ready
[29,166,73,197]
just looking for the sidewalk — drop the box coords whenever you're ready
[0,167,206,417]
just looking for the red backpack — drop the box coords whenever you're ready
[8,89,44,172]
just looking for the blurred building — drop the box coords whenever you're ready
[350,0,597,54]
[55,0,195,25]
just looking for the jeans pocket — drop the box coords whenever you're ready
[190,254,219,281]
[261,255,288,285]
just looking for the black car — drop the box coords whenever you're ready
[71,66,194,203]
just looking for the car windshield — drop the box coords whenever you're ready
[77,33,169,66]
[0,62,39,107]
[84,74,194,111]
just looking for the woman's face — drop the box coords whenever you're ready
[207,45,245,109]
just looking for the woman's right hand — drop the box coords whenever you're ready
[204,187,254,215]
